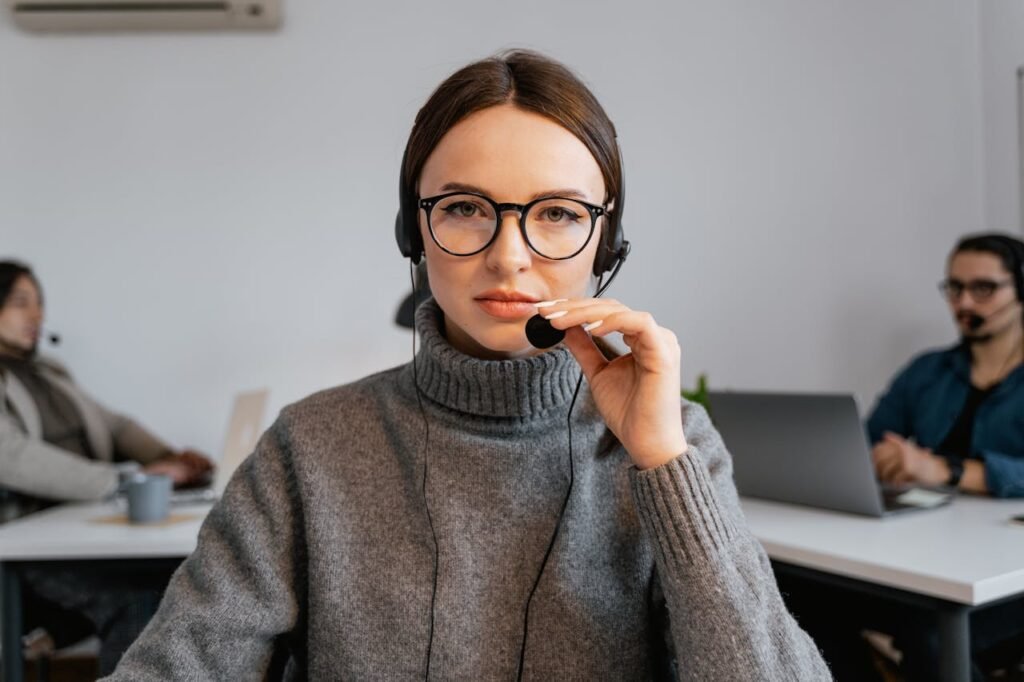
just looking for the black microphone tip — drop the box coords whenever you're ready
[525,314,565,349]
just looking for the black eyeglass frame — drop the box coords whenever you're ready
[418,191,607,260]
[937,278,1014,301]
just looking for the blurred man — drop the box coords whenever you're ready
[868,233,1024,497]
[785,234,1024,681]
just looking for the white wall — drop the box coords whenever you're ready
[979,0,1024,232]
[0,0,987,456]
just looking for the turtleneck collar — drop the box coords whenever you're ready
[406,299,582,419]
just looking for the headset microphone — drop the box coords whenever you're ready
[46,331,61,345]
[524,241,631,350]
[525,315,564,349]
[965,299,1019,332]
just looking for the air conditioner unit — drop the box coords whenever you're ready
[8,0,282,31]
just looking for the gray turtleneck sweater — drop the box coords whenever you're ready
[105,301,829,681]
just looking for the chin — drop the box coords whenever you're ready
[961,332,993,345]
[478,331,538,358]
[456,322,536,359]
[439,302,541,359]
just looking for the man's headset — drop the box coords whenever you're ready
[1005,235,1024,302]
[964,235,1024,332]
[394,147,631,278]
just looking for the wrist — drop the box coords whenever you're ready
[631,439,689,470]
[944,457,965,488]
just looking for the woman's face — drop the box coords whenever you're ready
[0,275,43,357]
[417,104,607,359]
[946,251,1022,339]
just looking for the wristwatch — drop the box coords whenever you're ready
[945,458,965,488]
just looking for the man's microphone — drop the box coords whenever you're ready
[965,299,1018,331]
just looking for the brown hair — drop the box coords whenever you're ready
[0,261,41,310]
[401,49,623,224]
[402,51,625,358]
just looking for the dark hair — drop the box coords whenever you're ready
[402,49,623,237]
[951,233,1024,302]
[0,261,40,309]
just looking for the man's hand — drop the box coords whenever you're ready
[871,432,950,487]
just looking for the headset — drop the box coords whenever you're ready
[961,234,1024,332]
[1003,235,1024,303]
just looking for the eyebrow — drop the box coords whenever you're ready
[438,182,592,202]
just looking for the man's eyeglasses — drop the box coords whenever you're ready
[938,278,1013,302]
[418,191,606,260]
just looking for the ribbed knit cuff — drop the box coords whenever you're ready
[629,450,737,568]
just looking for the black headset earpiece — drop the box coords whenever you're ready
[395,146,424,264]
[394,211,422,264]
[983,235,1024,303]
[591,173,628,278]
[1008,239,1024,303]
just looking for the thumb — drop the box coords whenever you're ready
[562,326,609,383]
[883,431,905,444]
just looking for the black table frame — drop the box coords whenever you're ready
[773,560,1022,682]
[2,557,181,682]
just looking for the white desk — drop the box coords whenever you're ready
[0,501,212,682]
[741,495,1024,682]
[0,500,211,561]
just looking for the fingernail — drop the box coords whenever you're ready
[582,320,603,332]
[535,299,567,308]
[543,310,568,320]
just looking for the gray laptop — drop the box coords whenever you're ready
[170,388,269,504]
[707,391,953,517]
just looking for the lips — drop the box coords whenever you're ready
[475,290,541,320]
[475,290,540,303]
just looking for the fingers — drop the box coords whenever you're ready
[883,432,908,446]
[878,459,905,484]
[181,450,215,473]
[143,461,189,485]
[537,299,677,370]
[872,440,897,463]
[536,299,626,334]
[873,449,904,482]
[561,326,608,382]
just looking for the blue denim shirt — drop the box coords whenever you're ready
[866,344,1024,498]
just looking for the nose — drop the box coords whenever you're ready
[484,210,532,274]
[27,305,44,328]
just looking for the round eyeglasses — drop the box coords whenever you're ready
[419,191,606,260]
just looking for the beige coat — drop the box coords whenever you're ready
[0,357,170,503]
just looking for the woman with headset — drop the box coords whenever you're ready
[0,261,215,675]
[107,51,829,680]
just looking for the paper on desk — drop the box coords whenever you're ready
[895,489,950,508]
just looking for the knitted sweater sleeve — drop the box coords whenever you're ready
[101,413,304,681]
[629,402,831,681]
